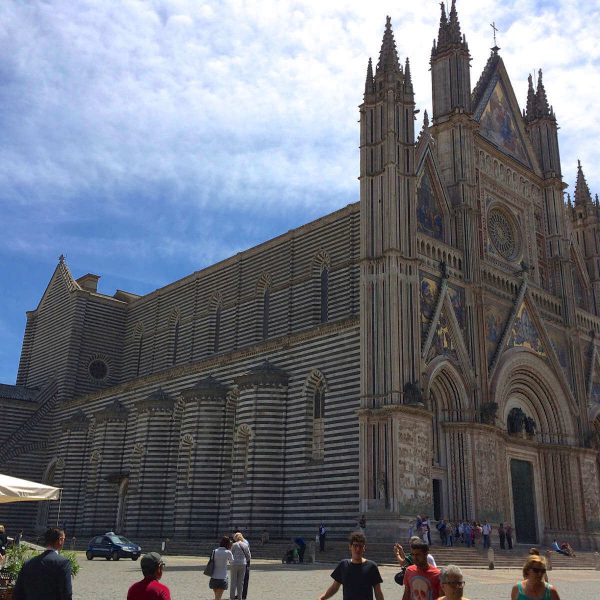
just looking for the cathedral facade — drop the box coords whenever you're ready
[2,3,600,548]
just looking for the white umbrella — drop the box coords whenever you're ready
[0,474,61,503]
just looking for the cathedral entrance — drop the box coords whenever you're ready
[432,479,442,520]
[510,459,537,543]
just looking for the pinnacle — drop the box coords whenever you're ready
[535,69,551,118]
[574,160,593,207]
[433,0,466,55]
[376,16,401,75]
[525,73,536,122]
[365,57,374,95]
[405,57,412,87]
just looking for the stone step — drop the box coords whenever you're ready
[67,537,599,570]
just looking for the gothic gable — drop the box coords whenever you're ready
[489,286,575,405]
[416,148,450,243]
[473,59,537,171]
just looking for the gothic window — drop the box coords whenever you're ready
[236,424,253,482]
[134,324,144,377]
[214,305,222,353]
[487,206,521,261]
[262,288,270,339]
[305,370,327,462]
[172,317,180,365]
[320,267,329,323]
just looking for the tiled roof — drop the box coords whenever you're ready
[0,383,39,401]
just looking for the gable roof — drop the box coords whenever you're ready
[472,49,540,173]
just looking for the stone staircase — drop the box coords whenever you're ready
[69,537,599,570]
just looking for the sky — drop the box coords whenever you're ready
[1,0,599,384]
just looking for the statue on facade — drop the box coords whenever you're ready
[404,382,423,406]
[524,416,537,437]
[480,402,499,425]
[377,471,388,509]
[507,407,526,434]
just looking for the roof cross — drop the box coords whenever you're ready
[490,21,499,46]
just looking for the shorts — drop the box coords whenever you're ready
[209,577,228,590]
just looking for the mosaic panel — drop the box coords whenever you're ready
[479,80,529,165]
[417,169,444,240]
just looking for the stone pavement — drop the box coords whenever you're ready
[73,554,600,599]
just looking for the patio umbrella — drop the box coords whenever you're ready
[0,474,61,503]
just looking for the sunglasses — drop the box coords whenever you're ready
[530,567,546,574]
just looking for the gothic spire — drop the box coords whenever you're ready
[365,57,374,95]
[436,2,449,49]
[525,73,536,122]
[376,16,401,74]
[535,69,551,118]
[448,0,462,44]
[404,57,412,87]
[574,160,593,207]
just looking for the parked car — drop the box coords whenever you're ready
[86,532,141,561]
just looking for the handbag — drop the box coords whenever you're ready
[203,550,215,577]
[394,568,405,585]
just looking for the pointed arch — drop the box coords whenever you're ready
[133,322,144,377]
[256,273,272,340]
[208,292,223,353]
[169,308,181,365]
[312,250,331,323]
[304,369,329,461]
[492,349,577,444]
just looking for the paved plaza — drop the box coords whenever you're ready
[72,554,600,599]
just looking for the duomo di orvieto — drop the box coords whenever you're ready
[2,1,600,548]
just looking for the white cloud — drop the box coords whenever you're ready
[1,0,600,381]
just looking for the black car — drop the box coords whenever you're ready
[86,532,141,561]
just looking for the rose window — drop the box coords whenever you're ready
[488,208,519,260]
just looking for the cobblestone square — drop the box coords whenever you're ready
[72,554,600,599]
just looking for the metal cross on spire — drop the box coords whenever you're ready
[490,21,499,46]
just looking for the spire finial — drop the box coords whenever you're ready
[574,160,593,207]
[404,57,412,87]
[525,73,536,122]
[490,21,499,47]
[423,110,429,128]
[365,57,374,95]
[535,68,551,118]
[59,254,65,264]
[376,16,401,75]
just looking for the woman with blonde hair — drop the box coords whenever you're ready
[511,555,560,600]
[230,532,251,600]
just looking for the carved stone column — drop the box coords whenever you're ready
[82,400,129,534]
[232,361,288,536]
[127,389,177,538]
[175,376,229,539]
[58,410,91,534]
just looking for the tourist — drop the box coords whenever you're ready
[498,523,506,550]
[436,519,447,546]
[510,555,560,600]
[506,523,513,550]
[208,536,233,600]
[126,552,170,600]
[319,522,327,552]
[473,522,482,547]
[294,536,307,563]
[359,514,367,532]
[402,539,441,600]
[446,521,454,547]
[482,521,492,549]
[230,532,251,600]
[317,531,383,600]
[236,532,251,600]
[395,536,437,569]
[0,524,7,568]
[463,522,472,548]
[15,529,23,547]
[551,539,575,557]
[13,528,72,600]
[439,564,469,600]
[422,516,432,545]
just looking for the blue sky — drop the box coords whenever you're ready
[1,0,599,384]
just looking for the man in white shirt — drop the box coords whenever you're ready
[482,522,492,549]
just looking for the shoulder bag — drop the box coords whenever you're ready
[203,550,215,577]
